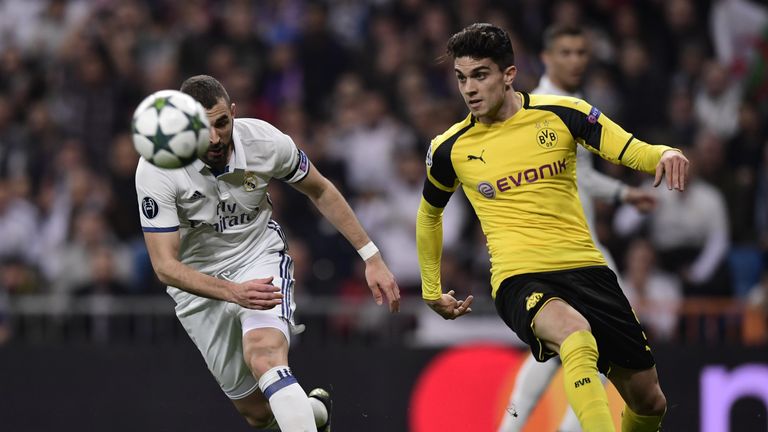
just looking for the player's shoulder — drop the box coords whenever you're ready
[527,93,592,116]
[135,157,180,187]
[431,114,475,150]
[234,117,286,141]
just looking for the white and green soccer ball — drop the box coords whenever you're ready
[132,89,210,168]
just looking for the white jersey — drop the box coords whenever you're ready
[135,117,310,279]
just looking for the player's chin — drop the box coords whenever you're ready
[466,105,484,116]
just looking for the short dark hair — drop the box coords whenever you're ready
[542,25,585,51]
[180,75,230,109]
[445,23,515,70]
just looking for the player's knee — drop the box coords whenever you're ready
[243,330,288,376]
[245,349,283,377]
[560,316,591,337]
[535,300,591,347]
[630,386,667,416]
[552,311,591,344]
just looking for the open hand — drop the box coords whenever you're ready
[364,255,401,312]
[426,290,474,320]
[229,276,283,310]
[654,150,689,191]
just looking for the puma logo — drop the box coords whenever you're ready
[467,149,486,163]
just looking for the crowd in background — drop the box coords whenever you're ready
[1,0,767,346]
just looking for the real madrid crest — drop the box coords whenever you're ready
[243,171,258,191]
[535,120,558,149]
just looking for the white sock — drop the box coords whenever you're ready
[309,397,329,427]
[259,366,317,432]
[498,355,561,432]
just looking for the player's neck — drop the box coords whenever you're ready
[208,144,234,174]
[478,90,522,124]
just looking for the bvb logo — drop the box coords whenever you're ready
[526,292,544,311]
[536,128,558,149]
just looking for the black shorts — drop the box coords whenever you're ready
[494,266,655,374]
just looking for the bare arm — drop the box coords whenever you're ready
[290,165,400,312]
[143,230,282,309]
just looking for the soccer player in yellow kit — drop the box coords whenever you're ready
[416,24,688,432]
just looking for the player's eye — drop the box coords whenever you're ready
[456,75,467,83]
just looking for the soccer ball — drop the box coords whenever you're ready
[132,89,210,168]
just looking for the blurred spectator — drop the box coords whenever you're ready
[614,169,731,297]
[621,238,682,342]
[329,89,415,195]
[49,207,132,297]
[664,85,697,148]
[693,130,762,296]
[710,0,768,79]
[356,148,466,293]
[694,60,742,139]
[296,1,349,118]
[0,94,29,181]
[73,246,130,296]
[0,177,38,264]
[728,102,765,172]
[617,39,668,136]
[261,42,303,113]
[661,0,711,73]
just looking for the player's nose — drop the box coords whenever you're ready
[209,127,219,143]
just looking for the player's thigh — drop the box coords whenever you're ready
[607,364,666,416]
[174,296,259,399]
[231,388,272,426]
[233,250,297,326]
[532,299,591,354]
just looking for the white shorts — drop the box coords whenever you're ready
[170,250,297,399]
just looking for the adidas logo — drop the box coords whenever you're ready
[189,190,205,201]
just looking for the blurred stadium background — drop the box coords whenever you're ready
[1,0,768,431]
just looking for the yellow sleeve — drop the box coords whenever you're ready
[416,197,444,301]
[582,107,678,174]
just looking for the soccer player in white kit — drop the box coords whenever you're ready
[136,75,400,431]
[498,26,656,432]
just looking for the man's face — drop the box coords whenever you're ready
[454,57,514,122]
[542,35,589,92]
[202,98,235,167]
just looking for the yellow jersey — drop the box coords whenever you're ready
[417,92,677,299]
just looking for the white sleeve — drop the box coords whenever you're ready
[576,146,625,202]
[273,133,310,183]
[135,159,180,232]
[239,118,310,183]
[613,203,645,237]
[688,192,730,283]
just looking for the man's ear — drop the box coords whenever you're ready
[504,65,517,88]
